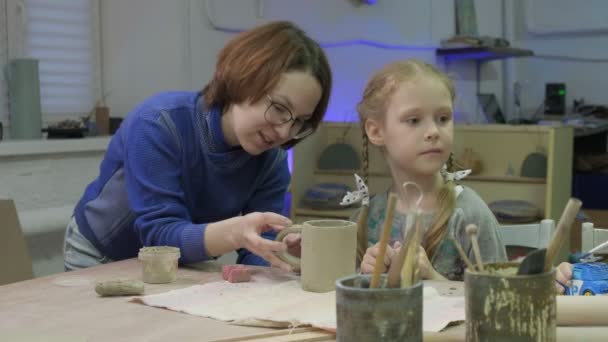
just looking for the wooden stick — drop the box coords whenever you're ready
[544,198,583,272]
[405,213,424,287]
[449,236,476,271]
[386,211,417,288]
[466,224,484,272]
[356,205,369,266]
[370,193,397,288]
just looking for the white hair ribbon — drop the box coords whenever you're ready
[440,165,472,182]
[340,174,370,207]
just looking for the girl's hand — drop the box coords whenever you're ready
[417,246,447,280]
[556,262,573,294]
[360,242,401,274]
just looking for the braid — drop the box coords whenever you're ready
[423,154,457,259]
[362,133,370,184]
[424,182,456,259]
[447,153,454,171]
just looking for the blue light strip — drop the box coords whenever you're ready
[320,39,437,51]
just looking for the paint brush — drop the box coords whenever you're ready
[449,236,476,271]
[544,198,583,272]
[370,193,397,288]
[578,239,608,261]
[356,205,369,266]
[386,211,417,288]
[466,224,484,272]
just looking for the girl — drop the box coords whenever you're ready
[356,59,574,289]
[64,21,331,271]
[355,59,506,281]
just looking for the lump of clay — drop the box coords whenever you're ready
[222,265,251,283]
[95,279,144,297]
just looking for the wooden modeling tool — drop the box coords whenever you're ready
[449,236,476,271]
[370,193,397,288]
[466,224,484,272]
[544,198,583,272]
[400,212,423,288]
[356,205,369,265]
[386,211,417,288]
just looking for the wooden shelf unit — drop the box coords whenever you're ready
[453,124,573,221]
[291,123,573,225]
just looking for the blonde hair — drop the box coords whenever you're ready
[357,59,456,259]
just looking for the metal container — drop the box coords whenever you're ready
[336,274,422,342]
[465,262,556,342]
[7,59,42,140]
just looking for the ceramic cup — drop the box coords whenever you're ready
[275,219,357,292]
[138,246,180,284]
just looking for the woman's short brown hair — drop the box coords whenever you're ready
[203,21,332,148]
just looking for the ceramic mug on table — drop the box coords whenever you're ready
[275,219,357,293]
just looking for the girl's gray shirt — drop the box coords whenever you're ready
[350,185,507,280]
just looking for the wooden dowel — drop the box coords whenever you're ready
[403,214,423,287]
[449,236,476,271]
[386,212,417,288]
[370,193,397,288]
[544,198,582,272]
[466,224,484,272]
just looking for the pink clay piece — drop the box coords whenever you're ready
[222,265,251,283]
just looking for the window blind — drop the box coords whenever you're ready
[25,0,98,116]
[0,0,9,128]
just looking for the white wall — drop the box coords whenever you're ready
[509,0,608,117]
[101,0,506,123]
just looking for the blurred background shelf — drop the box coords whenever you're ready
[436,46,534,61]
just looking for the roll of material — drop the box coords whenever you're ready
[7,58,42,139]
[557,295,608,326]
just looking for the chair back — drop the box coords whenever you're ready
[500,219,556,249]
[582,222,608,253]
[0,199,34,285]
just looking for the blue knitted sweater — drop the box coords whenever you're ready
[74,91,290,265]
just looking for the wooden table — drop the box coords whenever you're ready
[0,259,274,341]
[1,259,606,341]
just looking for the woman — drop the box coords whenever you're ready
[64,21,332,271]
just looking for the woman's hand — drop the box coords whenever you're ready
[204,212,293,271]
[231,212,294,271]
[556,262,573,294]
[360,242,401,274]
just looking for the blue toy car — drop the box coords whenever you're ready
[568,262,608,296]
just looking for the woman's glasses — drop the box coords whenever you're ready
[264,95,314,140]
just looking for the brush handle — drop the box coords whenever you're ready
[544,198,582,272]
[588,239,608,254]
[386,239,408,288]
[370,194,397,288]
[386,212,417,288]
[466,224,484,272]
[401,213,423,288]
[356,205,369,266]
[450,236,476,271]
